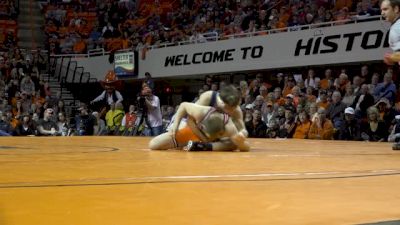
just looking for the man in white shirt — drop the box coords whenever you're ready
[142,86,163,136]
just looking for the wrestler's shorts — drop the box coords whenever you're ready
[174,126,201,147]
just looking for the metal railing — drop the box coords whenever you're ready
[145,15,384,50]
[50,15,385,60]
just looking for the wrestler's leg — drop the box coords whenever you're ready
[149,133,176,150]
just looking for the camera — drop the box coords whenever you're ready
[137,95,147,113]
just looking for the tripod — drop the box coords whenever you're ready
[132,97,151,136]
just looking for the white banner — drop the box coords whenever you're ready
[139,20,391,78]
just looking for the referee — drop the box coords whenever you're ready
[381,0,400,150]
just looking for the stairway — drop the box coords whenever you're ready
[42,73,79,116]
[17,0,45,49]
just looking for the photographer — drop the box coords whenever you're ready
[137,86,163,136]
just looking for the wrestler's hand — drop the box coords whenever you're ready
[231,132,246,145]
[384,53,395,65]
[169,127,177,138]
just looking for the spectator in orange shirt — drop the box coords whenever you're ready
[293,111,311,139]
[274,87,285,106]
[73,36,86,53]
[282,76,296,97]
[317,89,330,109]
[308,108,334,140]
[320,68,334,90]
[305,86,317,103]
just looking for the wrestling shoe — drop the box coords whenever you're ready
[185,141,212,151]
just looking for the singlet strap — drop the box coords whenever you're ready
[209,91,218,107]
[223,113,229,125]
[200,107,217,124]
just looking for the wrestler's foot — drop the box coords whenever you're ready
[185,141,212,151]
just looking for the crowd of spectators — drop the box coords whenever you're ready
[0,0,18,50]
[226,65,400,142]
[1,47,399,142]
[2,0,397,141]
[43,0,381,54]
[0,47,69,136]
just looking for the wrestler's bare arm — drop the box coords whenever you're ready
[195,91,212,105]
[186,117,208,142]
[171,102,211,133]
[223,120,251,152]
[231,108,249,138]
[196,91,248,137]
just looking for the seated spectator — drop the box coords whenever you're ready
[15,114,36,136]
[369,73,380,93]
[73,103,97,136]
[305,86,317,103]
[352,75,362,96]
[304,69,319,89]
[320,68,334,90]
[37,108,58,136]
[278,107,296,138]
[375,98,395,129]
[326,90,347,130]
[357,0,379,17]
[308,108,334,140]
[189,29,207,43]
[284,94,296,111]
[105,102,125,135]
[274,87,285,106]
[360,106,388,142]
[352,84,375,120]
[293,111,311,139]
[73,36,87,53]
[0,111,12,136]
[12,99,25,120]
[374,73,397,104]
[334,73,350,95]
[56,112,70,136]
[54,99,66,117]
[92,111,105,136]
[102,22,114,39]
[245,109,267,138]
[60,33,76,54]
[342,85,356,107]
[20,75,35,96]
[87,25,103,50]
[338,107,361,140]
[121,104,138,136]
[282,76,296,97]
[253,95,264,111]
[266,119,279,138]
[275,106,286,127]
[262,101,276,128]
[316,89,330,109]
